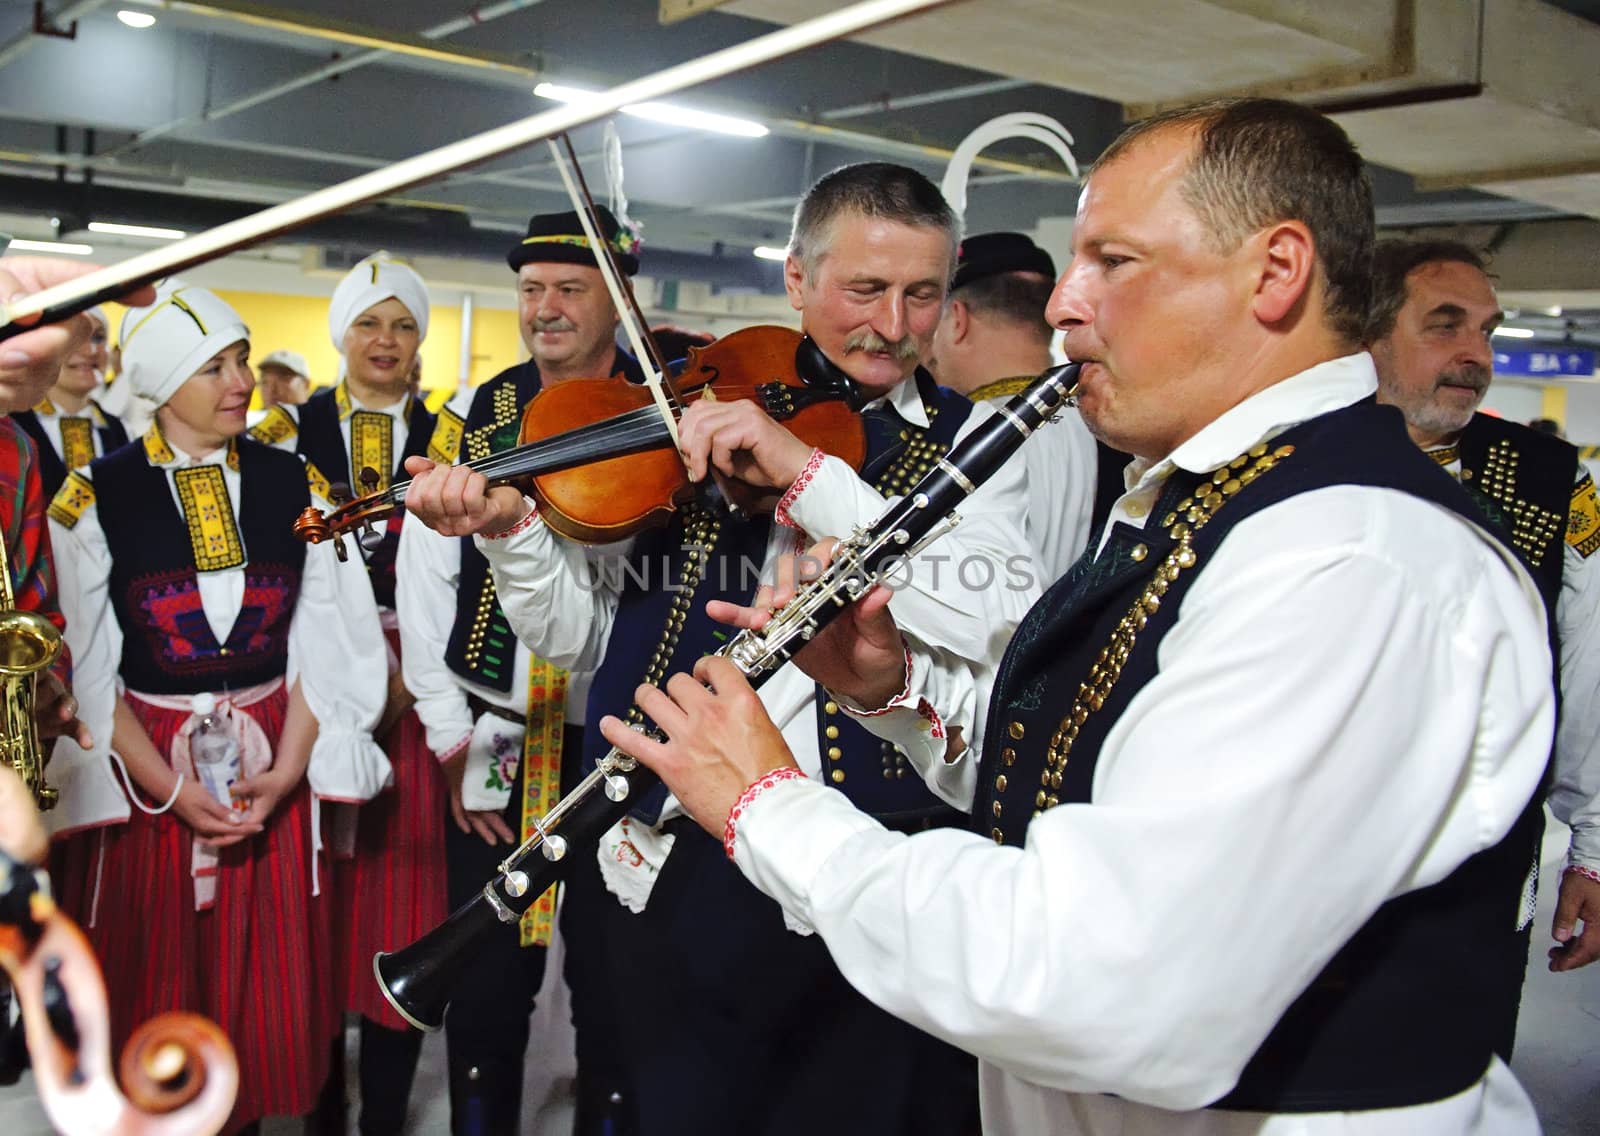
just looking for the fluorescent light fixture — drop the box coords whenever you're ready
[7,238,93,255]
[88,221,186,240]
[752,246,788,261]
[534,82,768,139]
[1492,326,1536,339]
[117,9,156,28]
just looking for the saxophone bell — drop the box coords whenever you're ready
[0,549,65,812]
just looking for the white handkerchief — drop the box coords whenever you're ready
[461,712,522,812]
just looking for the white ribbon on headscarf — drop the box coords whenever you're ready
[326,251,432,351]
[941,113,1080,225]
[118,280,250,410]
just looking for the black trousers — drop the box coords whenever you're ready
[601,818,979,1136]
[442,724,627,1116]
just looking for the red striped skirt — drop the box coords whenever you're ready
[333,628,448,1027]
[54,684,338,1132]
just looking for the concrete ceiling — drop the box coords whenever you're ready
[0,0,1595,346]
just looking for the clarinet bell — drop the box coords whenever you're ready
[373,890,505,1032]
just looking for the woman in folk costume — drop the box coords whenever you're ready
[11,305,131,497]
[254,253,448,1133]
[43,280,390,1135]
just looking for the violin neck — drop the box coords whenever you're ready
[461,405,677,484]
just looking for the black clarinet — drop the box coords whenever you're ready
[375,362,1081,1030]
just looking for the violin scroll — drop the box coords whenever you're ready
[0,765,240,1134]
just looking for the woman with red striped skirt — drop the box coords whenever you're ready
[45,281,390,1135]
[249,253,449,1133]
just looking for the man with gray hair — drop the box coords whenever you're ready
[403,162,1033,1133]
[1367,238,1600,1000]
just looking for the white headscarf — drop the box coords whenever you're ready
[118,280,249,410]
[327,252,430,351]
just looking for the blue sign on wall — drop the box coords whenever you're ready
[1493,349,1596,377]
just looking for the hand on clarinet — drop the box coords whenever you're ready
[599,656,799,841]
[705,537,912,712]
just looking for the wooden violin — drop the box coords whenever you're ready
[292,324,867,550]
[0,766,239,1135]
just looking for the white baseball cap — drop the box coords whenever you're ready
[258,349,310,379]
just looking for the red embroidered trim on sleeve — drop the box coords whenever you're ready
[482,499,539,541]
[774,448,826,531]
[437,734,470,764]
[724,766,808,860]
[1566,864,1600,885]
[845,648,945,739]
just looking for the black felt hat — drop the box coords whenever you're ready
[507,206,640,275]
[953,231,1056,292]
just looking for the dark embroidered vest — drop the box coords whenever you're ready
[12,410,129,498]
[295,387,434,608]
[976,399,1545,1113]
[1457,412,1577,619]
[585,370,974,825]
[95,439,308,696]
[446,353,644,692]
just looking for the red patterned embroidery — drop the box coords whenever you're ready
[844,648,945,737]
[724,766,807,860]
[774,448,826,532]
[483,500,539,541]
[437,734,470,764]
[1566,864,1600,885]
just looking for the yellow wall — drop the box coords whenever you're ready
[1542,384,1568,430]
[199,290,524,409]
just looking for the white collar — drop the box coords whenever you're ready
[862,370,932,429]
[1123,352,1377,493]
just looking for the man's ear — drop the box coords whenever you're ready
[948,299,971,344]
[1251,220,1316,326]
[783,255,805,312]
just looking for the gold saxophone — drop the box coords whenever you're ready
[0,525,62,810]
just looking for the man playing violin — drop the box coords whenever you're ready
[397,207,643,1135]
[404,163,1040,1135]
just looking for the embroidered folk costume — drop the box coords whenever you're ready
[251,253,446,1129]
[478,355,1037,1132]
[12,306,130,496]
[728,356,1552,1135]
[396,208,644,1134]
[44,282,388,1132]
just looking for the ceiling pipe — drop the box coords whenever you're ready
[109,0,551,156]
[0,0,109,71]
[819,76,1028,120]
[155,0,538,76]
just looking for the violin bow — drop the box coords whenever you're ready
[545,135,689,461]
[0,0,962,342]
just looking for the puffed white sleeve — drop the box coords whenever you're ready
[288,489,391,803]
[475,502,624,674]
[46,476,132,834]
[778,402,1042,666]
[397,518,472,761]
[1550,513,1600,872]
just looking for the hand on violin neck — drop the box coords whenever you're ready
[401,455,532,538]
[676,398,813,493]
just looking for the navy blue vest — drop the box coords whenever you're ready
[445,352,645,692]
[585,370,974,825]
[976,399,1545,1112]
[295,386,434,608]
[95,439,308,696]
[1457,412,1577,619]
[12,409,129,498]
